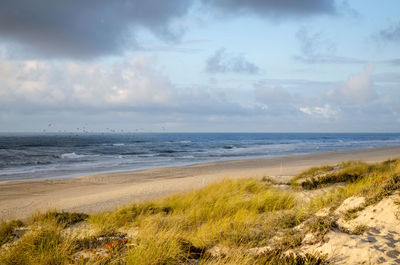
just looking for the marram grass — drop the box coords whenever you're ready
[1,158,399,264]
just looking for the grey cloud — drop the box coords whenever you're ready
[0,0,193,59]
[296,27,334,57]
[377,21,400,43]
[294,27,367,65]
[380,58,400,66]
[294,55,367,64]
[0,0,340,59]
[201,0,337,18]
[205,48,260,74]
[373,72,400,83]
[256,78,337,90]
[254,85,293,105]
[252,82,307,117]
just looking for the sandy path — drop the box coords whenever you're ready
[1,146,400,221]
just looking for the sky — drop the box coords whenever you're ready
[0,0,400,133]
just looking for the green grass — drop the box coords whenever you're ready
[1,158,399,264]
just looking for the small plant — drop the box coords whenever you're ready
[366,174,400,205]
[256,250,327,265]
[343,206,365,221]
[32,210,88,228]
[307,215,337,237]
[351,225,368,235]
[289,165,335,186]
[0,225,74,265]
[0,220,24,246]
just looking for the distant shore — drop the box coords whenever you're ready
[1,145,400,221]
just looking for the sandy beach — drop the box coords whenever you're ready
[1,145,400,221]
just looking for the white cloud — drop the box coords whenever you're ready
[328,62,377,103]
[1,54,399,132]
[0,55,176,110]
[0,54,250,118]
[299,104,338,118]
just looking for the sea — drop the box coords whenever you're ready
[0,133,400,182]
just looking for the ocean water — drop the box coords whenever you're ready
[0,133,400,181]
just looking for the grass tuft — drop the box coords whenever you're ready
[31,210,88,228]
[0,220,24,246]
[0,224,74,265]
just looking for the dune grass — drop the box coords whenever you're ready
[31,211,89,228]
[90,179,298,253]
[0,224,75,265]
[304,159,400,213]
[0,219,24,246]
[0,158,399,264]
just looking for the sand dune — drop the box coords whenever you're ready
[1,146,400,221]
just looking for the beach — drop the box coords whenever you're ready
[1,145,400,221]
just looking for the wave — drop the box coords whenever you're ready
[2,133,400,182]
[119,152,147,156]
[60,152,87,159]
[159,150,179,154]
[180,155,195,159]
[0,160,53,168]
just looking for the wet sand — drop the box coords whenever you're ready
[1,146,400,221]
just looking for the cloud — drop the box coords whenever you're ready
[373,72,400,83]
[376,21,400,43]
[0,0,193,59]
[328,62,377,103]
[252,82,313,118]
[0,55,173,109]
[299,104,338,118]
[296,27,335,58]
[254,85,292,106]
[230,63,399,130]
[0,54,250,117]
[380,58,400,66]
[205,48,260,74]
[1,54,399,132]
[253,82,339,120]
[256,78,336,88]
[0,0,341,59]
[294,26,366,65]
[201,0,337,18]
[253,63,388,122]
[294,55,367,65]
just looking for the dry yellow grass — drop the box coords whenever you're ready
[1,158,399,264]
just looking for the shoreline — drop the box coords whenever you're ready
[1,145,400,221]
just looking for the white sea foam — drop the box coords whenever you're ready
[181,155,195,159]
[60,152,87,159]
